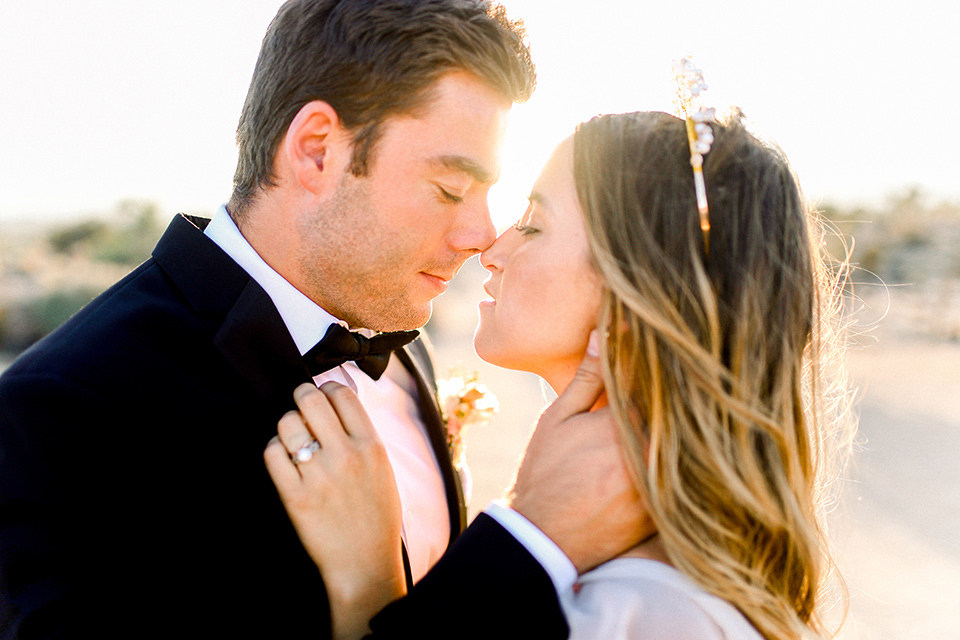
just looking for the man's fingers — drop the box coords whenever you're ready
[548,329,605,418]
[318,381,379,440]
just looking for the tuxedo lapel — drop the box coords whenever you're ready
[396,343,468,541]
[213,280,312,401]
[152,214,311,410]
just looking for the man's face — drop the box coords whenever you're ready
[297,71,509,331]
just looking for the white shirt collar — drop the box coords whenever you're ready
[204,204,343,356]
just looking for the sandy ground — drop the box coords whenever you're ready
[829,337,960,639]
[428,272,960,640]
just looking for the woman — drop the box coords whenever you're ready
[267,108,853,639]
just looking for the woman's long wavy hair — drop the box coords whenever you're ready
[573,111,853,639]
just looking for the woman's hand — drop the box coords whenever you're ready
[265,382,406,640]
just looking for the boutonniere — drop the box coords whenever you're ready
[437,370,499,469]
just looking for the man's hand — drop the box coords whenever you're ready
[508,331,654,573]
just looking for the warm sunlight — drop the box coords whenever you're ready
[1,1,958,223]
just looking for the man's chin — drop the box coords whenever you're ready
[362,301,432,333]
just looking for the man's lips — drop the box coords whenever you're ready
[423,271,454,283]
[423,261,462,283]
[420,272,453,292]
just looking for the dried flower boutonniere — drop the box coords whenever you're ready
[437,370,499,471]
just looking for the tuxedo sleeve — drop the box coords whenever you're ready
[366,513,569,639]
[483,501,578,596]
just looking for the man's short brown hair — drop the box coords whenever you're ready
[229,0,535,219]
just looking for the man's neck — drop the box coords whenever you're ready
[204,204,343,356]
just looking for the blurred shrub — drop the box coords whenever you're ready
[49,220,109,254]
[94,200,164,265]
[820,187,960,287]
[24,288,102,339]
[1,200,169,356]
[47,200,164,266]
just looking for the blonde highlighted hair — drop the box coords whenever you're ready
[573,110,853,639]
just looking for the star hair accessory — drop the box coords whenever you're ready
[673,57,716,254]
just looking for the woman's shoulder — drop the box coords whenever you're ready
[563,558,764,640]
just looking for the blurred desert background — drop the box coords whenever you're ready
[2,191,959,638]
[2,0,959,637]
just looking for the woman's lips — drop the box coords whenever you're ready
[480,281,497,305]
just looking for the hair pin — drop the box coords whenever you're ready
[672,57,716,254]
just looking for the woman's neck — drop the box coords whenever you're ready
[618,533,670,565]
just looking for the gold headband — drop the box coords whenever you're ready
[673,58,716,254]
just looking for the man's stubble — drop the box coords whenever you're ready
[295,172,432,332]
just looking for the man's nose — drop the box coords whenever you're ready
[451,197,497,254]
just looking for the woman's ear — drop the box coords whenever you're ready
[281,100,349,195]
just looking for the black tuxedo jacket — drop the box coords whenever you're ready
[0,214,566,639]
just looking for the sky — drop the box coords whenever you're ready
[0,0,957,227]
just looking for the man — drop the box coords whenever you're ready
[0,1,643,637]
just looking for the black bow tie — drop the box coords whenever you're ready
[303,324,420,381]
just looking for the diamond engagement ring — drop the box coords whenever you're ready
[292,439,321,464]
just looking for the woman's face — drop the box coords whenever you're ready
[474,137,603,392]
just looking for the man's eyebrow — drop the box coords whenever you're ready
[432,155,499,184]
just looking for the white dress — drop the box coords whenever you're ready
[562,558,765,640]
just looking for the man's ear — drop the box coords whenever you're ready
[281,100,349,195]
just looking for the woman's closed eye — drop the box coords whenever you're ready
[514,221,538,235]
[515,202,539,235]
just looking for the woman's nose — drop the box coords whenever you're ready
[480,226,518,272]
